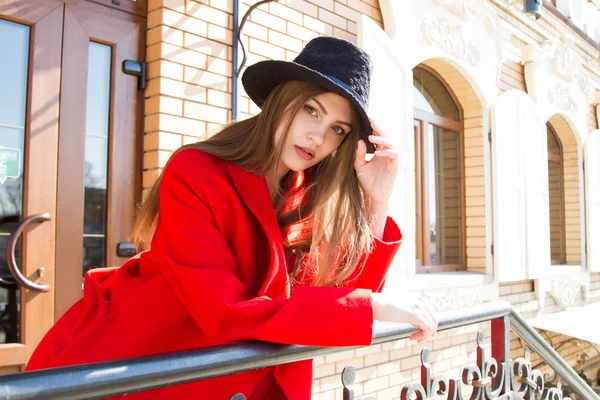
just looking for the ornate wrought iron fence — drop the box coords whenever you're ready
[0,301,597,400]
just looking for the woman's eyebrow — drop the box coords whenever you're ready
[311,98,352,128]
[312,98,329,115]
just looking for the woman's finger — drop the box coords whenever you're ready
[410,331,428,343]
[425,308,438,335]
[419,306,437,334]
[368,135,395,149]
[370,118,387,137]
[410,328,431,342]
[373,149,398,159]
[418,312,435,336]
[368,135,393,144]
[414,312,435,335]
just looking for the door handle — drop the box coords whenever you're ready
[4,213,51,292]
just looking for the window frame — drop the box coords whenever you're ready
[547,123,567,265]
[413,65,465,273]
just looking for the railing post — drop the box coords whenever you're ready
[342,366,355,400]
[491,315,512,395]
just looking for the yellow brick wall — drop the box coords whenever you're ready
[311,323,490,399]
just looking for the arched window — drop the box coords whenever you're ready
[547,124,566,264]
[413,66,465,272]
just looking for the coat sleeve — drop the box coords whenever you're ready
[157,151,375,347]
[345,218,402,293]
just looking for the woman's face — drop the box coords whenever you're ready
[274,92,354,175]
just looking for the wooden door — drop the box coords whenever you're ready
[54,1,143,321]
[0,0,143,372]
[0,0,63,373]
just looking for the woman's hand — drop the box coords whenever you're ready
[354,118,398,207]
[372,292,438,343]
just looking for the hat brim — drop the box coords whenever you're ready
[242,60,374,153]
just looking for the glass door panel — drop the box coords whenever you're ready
[0,19,29,344]
[83,42,112,275]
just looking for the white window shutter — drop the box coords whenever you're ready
[585,130,600,272]
[491,91,528,282]
[359,17,416,286]
[492,91,549,282]
[522,97,550,279]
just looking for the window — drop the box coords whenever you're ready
[413,66,465,272]
[547,124,566,264]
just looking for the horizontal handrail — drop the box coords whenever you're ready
[0,302,511,400]
[0,301,596,400]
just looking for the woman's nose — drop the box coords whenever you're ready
[307,127,326,145]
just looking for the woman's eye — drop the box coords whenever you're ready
[332,126,346,135]
[304,105,317,116]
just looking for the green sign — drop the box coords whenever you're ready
[0,147,21,185]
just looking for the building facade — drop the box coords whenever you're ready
[0,0,599,397]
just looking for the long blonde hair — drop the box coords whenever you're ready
[131,80,374,287]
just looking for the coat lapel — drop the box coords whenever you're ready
[225,162,290,297]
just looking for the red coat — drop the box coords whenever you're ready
[26,149,402,399]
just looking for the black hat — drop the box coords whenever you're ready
[242,36,375,153]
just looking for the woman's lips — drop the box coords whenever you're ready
[295,145,314,160]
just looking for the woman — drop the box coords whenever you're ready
[26,36,437,399]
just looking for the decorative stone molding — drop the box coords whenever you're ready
[548,84,579,115]
[422,18,481,66]
[422,286,484,312]
[540,36,592,96]
[434,0,478,19]
[535,272,590,313]
[432,0,507,43]
[550,276,585,308]
[523,37,591,138]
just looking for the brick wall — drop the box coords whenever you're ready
[311,323,490,399]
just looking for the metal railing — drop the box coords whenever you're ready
[0,301,597,400]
